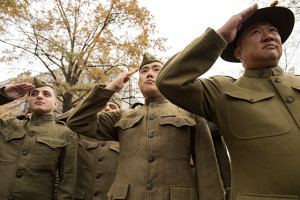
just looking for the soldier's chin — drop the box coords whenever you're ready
[31,108,47,115]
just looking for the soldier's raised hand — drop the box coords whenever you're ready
[105,69,139,92]
[4,83,35,100]
[217,4,258,43]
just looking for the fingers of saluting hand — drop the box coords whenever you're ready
[240,4,258,24]
[17,83,35,93]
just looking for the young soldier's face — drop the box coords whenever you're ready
[138,62,163,99]
[100,102,120,113]
[234,21,282,69]
[28,86,58,116]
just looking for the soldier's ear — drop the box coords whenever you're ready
[53,100,59,111]
[234,47,242,60]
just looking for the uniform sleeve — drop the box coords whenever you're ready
[192,116,226,200]
[57,132,78,200]
[0,86,13,105]
[156,28,227,120]
[66,85,119,141]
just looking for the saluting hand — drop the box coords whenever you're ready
[217,4,258,43]
[105,69,139,92]
[4,83,35,100]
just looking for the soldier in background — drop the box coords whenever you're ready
[0,78,77,200]
[56,93,122,200]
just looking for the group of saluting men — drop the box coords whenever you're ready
[1,2,300,200]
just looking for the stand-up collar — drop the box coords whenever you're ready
[243,66,284,78]
[30,114,55,121]
[145,96,168,105]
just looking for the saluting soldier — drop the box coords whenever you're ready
[0,78,77,200]
[156,3,300,200]
[67,53,225,200]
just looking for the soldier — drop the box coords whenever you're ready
[67,53,225,200]
[75,94,122,200]
[156,3,300,200]
[0,78,77,200]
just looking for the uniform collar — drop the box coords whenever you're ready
[30,114,55,121]
[243,66,284,78]
[145,96,168,105]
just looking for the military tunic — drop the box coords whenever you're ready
[0,89,77,200]
[75,135,120,200]
[67,85,225,200]
[156,28,300,199]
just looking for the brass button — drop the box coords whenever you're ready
[151,104,156,108]
[101,142,105,147]
[96,174,101,179]
[286,97,294,103]
[257,70,264,76]
[149,116,155,120]
[276,67,282,73]
[8,197,14,200]
[98,158,103,162]
[148,156,154,162]
[34,122,39,126]
[16,172,22,178]
[94,192,99,196]
[148,133,153,138]
[146,183,152,190]
[274,78,282,83]
[29,132,35,137]
[249,98,254,102]
[176,121,181,126]
[22,151,28,156]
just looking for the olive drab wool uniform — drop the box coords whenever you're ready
[67,85,225,200]
[0,86,77,200]
[75,135,120,200]
[156,28,300,199]
[56,95,121,200]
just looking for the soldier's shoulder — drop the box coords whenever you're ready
[210,75,236,82]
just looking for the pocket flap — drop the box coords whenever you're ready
[159,116,196,127]
[292,85,300,92]
[78,138,99,149]
[114,115,144,130]
[225,90,275,103]
[37,137,67,148]
[107,182,129,199]
[0,122,26,141]
[108,141,120,153]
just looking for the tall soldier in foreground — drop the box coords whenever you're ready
[156,3,300,200]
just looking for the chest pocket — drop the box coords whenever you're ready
[78,138,99,171]
[32,136,67,173]
[114,115,143,157]
[159,116,196,159]
[225,90,291,139]
[0,124,26,164]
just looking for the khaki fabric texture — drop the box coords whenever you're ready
[75,135,120,200]
[67,85,225,200]
[156,28,300,200]
[0,90,77,200]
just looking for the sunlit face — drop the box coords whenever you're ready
[234,21,282,69]
[27,86,58,116]
[138,62,163,99]
[100,102,120,113]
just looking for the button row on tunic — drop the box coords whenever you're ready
[146,183,152,190]
[286,97,294,103]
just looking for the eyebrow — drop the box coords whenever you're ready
[140,65,161,71]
